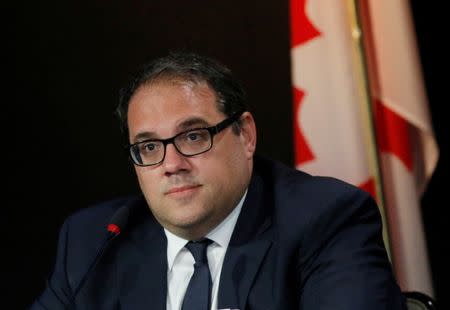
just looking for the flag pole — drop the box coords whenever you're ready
[344,0,391,259]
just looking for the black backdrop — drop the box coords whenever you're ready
[7,1,449,308]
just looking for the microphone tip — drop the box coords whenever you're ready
[107,223,121,235]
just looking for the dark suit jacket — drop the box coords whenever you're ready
[31,156,406,309]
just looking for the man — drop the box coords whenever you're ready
[31,52,406,309]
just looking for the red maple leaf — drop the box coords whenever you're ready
[290,0,321,47]
[374,99,413,171]
[292,87,315,165]
[358,177,377,200]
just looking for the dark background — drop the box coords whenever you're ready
[6,1,448,308]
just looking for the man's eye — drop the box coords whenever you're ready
[187,133,200,141]
[142,142,158,152]
[185,130,208,142]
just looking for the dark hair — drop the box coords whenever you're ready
[116,51,248,137]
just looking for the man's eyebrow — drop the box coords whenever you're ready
[177,117,211,131]
[133,131,157,142]
[132,117,213,143]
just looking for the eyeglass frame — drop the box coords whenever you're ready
[126,111,244,167]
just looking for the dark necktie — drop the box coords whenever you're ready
[181,239,213,310]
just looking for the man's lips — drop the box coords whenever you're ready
[165,184,202,195]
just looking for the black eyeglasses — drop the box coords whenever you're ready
[128,111,243,166]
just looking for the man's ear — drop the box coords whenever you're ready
[239,112,257,159]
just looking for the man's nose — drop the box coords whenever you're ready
[162,143,190,174]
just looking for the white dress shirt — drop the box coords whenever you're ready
[164,191,247,310]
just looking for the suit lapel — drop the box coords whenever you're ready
[116,200,168,310]
[218,236,272,310]
[218,164,274,310]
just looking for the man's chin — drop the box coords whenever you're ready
[173,213,209,229]
[164,211,214,238]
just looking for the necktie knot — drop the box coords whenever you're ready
[185,239,212,264]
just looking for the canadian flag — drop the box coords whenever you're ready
[290,0,439,297]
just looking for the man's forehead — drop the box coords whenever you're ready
[127,80,226,140]
[131,81,223,115]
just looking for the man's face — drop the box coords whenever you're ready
[127,80,256,240]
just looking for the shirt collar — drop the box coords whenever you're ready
[164,189,247,271]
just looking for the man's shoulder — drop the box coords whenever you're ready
[254,156,380,243]
[254,155,375,223]
[254,155,364,198]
